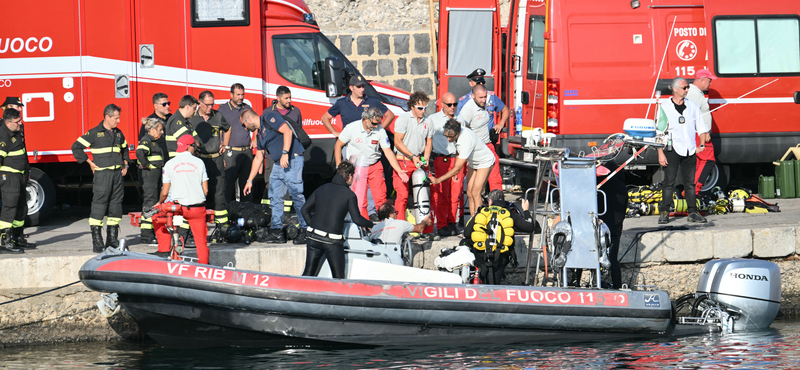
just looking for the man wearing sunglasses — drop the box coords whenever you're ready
[392,91,434,237]
[428,92,462,237]
[657,77,709,224]
[138,93,171,212]
[334,107,408,219]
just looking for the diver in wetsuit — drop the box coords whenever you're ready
[300,161,374,278]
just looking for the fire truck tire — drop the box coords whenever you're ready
[25,168,56,226]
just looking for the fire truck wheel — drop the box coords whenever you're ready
[25,168,56,226]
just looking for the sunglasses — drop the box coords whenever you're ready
[161,102,171,107]
[414,106,426,111]
[203,102,215,107]
[443,102,457,107]
[680,86,690,90]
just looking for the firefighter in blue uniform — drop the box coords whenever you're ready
[72,104,130,252]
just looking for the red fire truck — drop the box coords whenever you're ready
[0,0,408,225]
[437,0,800,191]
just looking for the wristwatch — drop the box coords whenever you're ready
[225,145,231,150]
[282,150,289,155]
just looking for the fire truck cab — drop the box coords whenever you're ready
[0,0,408,225]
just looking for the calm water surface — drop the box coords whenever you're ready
[3,319,800,369]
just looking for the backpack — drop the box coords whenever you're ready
[277,106,312,149]
[470,206,515,253]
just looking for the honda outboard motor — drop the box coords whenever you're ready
[695,258,781,330]
[411,167,431,222]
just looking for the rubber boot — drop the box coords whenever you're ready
[293,228,307,245]
[264,228,286,244]
[0,229,23,254]
[140,228,157,245]
[106,225,120,249]
[13,228,36,249]
[91,226,105,253]
[179,227,196,248]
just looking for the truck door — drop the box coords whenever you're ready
[132,0,190,140]
[437,0,502,102]
[702,0,800,164]
[517,3,546,133]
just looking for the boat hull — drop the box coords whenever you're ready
[79,251,675,348]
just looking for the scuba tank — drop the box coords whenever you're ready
[411,164,431,223]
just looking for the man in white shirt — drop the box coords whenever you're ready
[430,119,495,218]
[429,92,462,236]
[457,84,503,191]
[153,135,210,263]
[371,203,430,245]
[687,69,717,195]
[335,107,408,218]
[657,77,709,224]
[393,91,433,234]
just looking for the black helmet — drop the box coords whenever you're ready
[226,224,243,243]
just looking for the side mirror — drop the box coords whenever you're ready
[324,57,345,98]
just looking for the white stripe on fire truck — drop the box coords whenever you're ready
[563,97,795,106]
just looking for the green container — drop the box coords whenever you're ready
[794,160,800,196]
[759,175,775,199]
[775,160,796,198]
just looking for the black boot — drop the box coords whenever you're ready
[105,225,120,249]
[0,229,23,254]
[140,228,157,245]
[179,227,196,248]
[91,225,105,253]
[13,228,36,249]
[293,228,307,245]
[264,228,286,244]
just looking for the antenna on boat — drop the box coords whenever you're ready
[645,16,678,120]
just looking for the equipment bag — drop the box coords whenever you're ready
[745,194,780,213]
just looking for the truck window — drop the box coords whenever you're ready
[527,16,545,80]
[273,34,383,100]
[714,17,800,76]
[191,0,249,27]
[447,9,493,75]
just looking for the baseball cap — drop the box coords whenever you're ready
[2,97,23,107]
[695,69,717,80]
[349,75,366,87]
[176,135,195,152]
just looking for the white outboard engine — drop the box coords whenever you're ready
[695,258,781,330]
[411,167,431,222]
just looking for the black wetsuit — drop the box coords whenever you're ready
[598,160,626,289]
[300,174,373,278]
[464,199,539,284]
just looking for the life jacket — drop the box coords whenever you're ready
[471,206,514,253]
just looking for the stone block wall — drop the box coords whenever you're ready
[326,31,436,96]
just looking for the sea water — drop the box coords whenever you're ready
[3,319,800,369]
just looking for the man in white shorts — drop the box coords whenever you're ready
[430,118,494,218]
[457,84,503,191]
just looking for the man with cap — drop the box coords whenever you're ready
[688,69,717,195]
[0,109,35,253]
[72,104,130,252]
[322,75,396,220]
[190,91,230,238]
[321,75,395,135]
[335,107,408,219]
[457,84,504,191]
[240,109,308,245]
[152,135,210,263]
